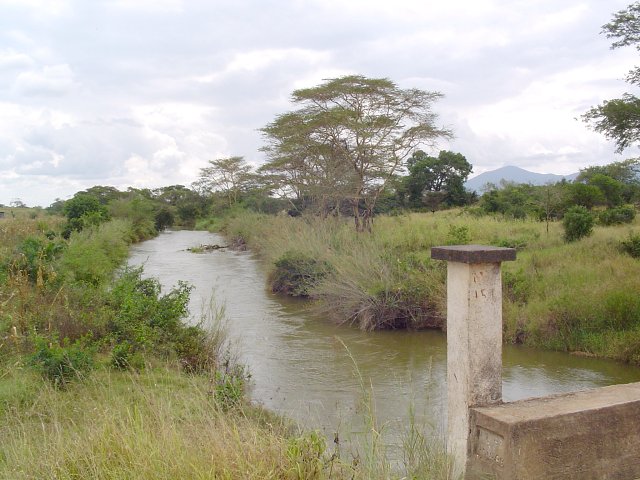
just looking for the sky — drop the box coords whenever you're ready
[0,0,638,207]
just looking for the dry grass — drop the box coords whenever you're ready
[0,364,457,480]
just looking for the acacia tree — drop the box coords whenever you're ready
[583,2,640,151]
[194,156,253,207]
[261,75,452,231]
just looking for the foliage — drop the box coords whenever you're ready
[213,363,249,411]
[261,75,452,231]
[562,205,594,242]
[62,193,110,235]
[286,431,326,479]
[108,195,158,241]
[480,181,548,219]
[29,336,94,388]
[6,235,64,284]
[621,232,640,257]
[583,3,640,151]
[58,220,131,286]
[154,207,174,231]
[577,158,640,187]
[402,150,473,208]
[271,251,332,297]
[176,201,200,227]
[194,156,254,207]
[567,182,605,210]
[578,159,640,204]
[599,205,636,225]
[110,340,145,370]
[588,173,624,207]
[446,225,471,245]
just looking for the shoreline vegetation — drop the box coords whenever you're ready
[0,209,456,479]
[220,208,640,365]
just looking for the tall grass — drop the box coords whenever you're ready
[222,209,640,364]
[0,368,297,479]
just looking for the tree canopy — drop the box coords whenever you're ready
[261,75,452,231]
[403,150,472,209]
[194,156,253,207]
[583,2,640,151]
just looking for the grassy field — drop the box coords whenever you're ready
[0,213,457,479]
[223,209,640,364]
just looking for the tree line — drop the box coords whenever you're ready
[22,2,640,236]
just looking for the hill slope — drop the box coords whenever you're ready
[465,166,578,192]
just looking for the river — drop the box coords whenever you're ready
[128,230,640,447]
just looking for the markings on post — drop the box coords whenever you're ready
[475,427,505,467]
[474,289,489,299]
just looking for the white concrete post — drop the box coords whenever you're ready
[431,245,516,478]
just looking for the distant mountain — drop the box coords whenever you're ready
[465,166,579,192]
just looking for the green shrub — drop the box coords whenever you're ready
[445,224,470,245]
[495,236,529,250]
[174,325,215,373]
[107,268,217,371]
[154,207,174,231]
[286,431,326,479]
[213,358,250,410]
[29,336,94,388]
[598,206,636,225]
[58,220,131,286]
[110,341,144,370]
[621,233,640,259]
[562,206,594,242]
[8,236,64,283]
[270,251,332,297]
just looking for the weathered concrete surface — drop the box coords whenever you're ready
[431,245,516,478]
[431,245,516,264]
[468,382,640,480]
[444,260,505,476]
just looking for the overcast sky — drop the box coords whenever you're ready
[0,0,637,207]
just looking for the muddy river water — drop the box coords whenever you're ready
[129,230,640,446]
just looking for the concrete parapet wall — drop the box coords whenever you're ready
[467,382,640,479]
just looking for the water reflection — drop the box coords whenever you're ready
[129,230,640,438]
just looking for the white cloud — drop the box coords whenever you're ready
[0,0,636,206]
[107,0,183,13]
[0,0,71,16]
[13,64,78,96]
[0,50,34,70]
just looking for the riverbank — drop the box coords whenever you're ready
[0,212,457,479]
[221,209,640,364]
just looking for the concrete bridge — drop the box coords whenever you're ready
[431,245,640,480]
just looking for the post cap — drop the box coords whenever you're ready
[431,245,516,264]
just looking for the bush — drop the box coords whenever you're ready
[107,268,217,371]
[8,235,64,284]
[154,207,174,231]
[621,233,640,259]
[270,251,332,297]
[29,336,94,388]
[598,206,636,225]
[562,206,594,242]
[110,341,145,370]
[58,220,131,286]
[445,225,470,245]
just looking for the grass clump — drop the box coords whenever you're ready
[621,232,640,258]
[271,250,332,297]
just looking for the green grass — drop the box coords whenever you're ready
[0,362,456,479]
[0,212,457,479]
